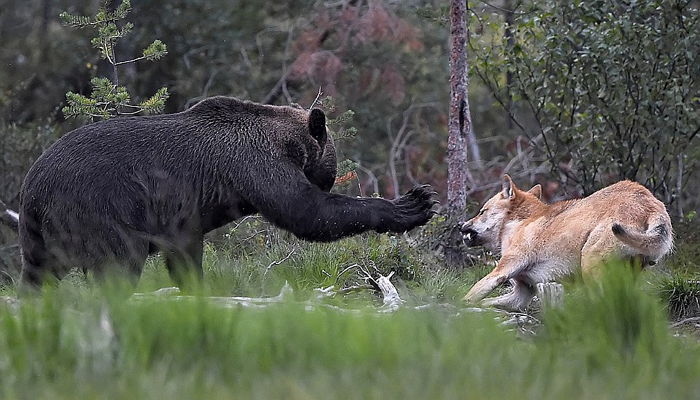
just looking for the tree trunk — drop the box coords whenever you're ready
[445,0,472,268]
[447,0,471,216]
[504,0,515,132]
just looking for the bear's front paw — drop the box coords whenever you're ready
[389,184,439,232]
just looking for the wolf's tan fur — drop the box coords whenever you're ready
[460,175,673,311]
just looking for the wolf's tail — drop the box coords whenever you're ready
[611,215,673,261]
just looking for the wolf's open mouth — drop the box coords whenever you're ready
[461,229,479,246]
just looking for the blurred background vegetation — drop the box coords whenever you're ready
[0,0,698,268]
[2,0,697,207]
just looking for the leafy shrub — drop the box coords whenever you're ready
[473,0,700,215]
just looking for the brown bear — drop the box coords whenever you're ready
[19,96,437,287]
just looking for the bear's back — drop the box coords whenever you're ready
[21,113,184,199]
[20,97,314,214]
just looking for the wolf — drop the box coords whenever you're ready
[460,175,672,311]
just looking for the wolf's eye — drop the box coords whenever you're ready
[478,208,487,216]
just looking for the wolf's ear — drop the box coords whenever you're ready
[527,184,543,200]
[501,174,515,199]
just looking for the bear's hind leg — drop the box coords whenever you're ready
[163,234,204,290]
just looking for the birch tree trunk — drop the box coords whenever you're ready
[447,0,471,216]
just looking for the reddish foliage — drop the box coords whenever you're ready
[287,1,422,102]
[335,171,358,185]
[379,65,405,105]
[357,68,380,97]
[354,2,423,50]
[289,51,343,96]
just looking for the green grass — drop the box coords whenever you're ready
[1,266,700,399]
[132,219,479,304]
[654,274,700,320]
[0,218,699,399]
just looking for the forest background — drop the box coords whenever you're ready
[0,0,698,276]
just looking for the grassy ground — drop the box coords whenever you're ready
[0,217,698,399]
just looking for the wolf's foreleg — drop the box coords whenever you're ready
[464,255,527,303]
[480,280,536,311]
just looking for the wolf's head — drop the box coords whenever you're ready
[460,175,543,253]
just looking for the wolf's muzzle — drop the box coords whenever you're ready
[459,222,479,246]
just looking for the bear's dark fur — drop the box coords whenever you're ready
[19,96,436,287]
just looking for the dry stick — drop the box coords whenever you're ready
[374,271,403,310]
[227,215,261,233]
[388,104,414,199]
[262,22,304,105]
[354,165,379,196]
[671,317,700,329]
[131,282,296,309]
[309,86,323,110]
[0,199,19,232]
[312,284,373,300]
[262,72,290,105]
[336,263,360,284]
[264,247,297,274]
[132,282,366,311]
[336,285,373,295]
[357,263,404,310]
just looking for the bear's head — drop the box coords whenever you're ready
[304,109,337,192]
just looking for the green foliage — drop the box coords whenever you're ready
[59,0,131,28]
[319,96,358,142]
[63,78,169,119]
[472,0,700,204]
[415,4,449,26]
[542,266,671,366]
[335,159,358,178]
[664,220,700,273]
[133,218,431,300]
[60,0,137,63]
[0,121,62,211]
[142,39,167,61]
[2,259,700,399]
[137,87,169,114]
[59,0,169,120]
[316,96,361,184]
[655,273,700,320]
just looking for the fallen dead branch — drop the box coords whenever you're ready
[265,247,297,273]
[671,316,700,329]
[0,199,19,232]
[130,265,407,312]
[499,311,541,336]
[131,282,296,309]
[356,263,404,310]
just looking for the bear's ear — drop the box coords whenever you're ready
[308,108,327,144]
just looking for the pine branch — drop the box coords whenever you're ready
[139,88,170,114]
[60,0,167,121]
